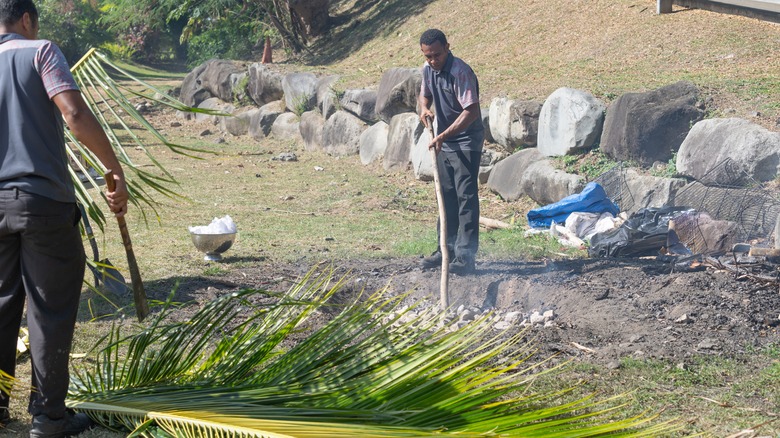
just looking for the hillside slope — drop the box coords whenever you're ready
[305,0,780,129]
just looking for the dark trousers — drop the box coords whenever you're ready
[436,150,481,260]
[0,189,85,419]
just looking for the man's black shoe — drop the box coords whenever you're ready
[30,409,94,438]
[420,250,445,270]
[450,256,475,275]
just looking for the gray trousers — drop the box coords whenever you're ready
[0,188,85,419]
[435,150,481,260]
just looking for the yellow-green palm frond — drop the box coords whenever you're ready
[68,49,223,229]
[69,270,680,437]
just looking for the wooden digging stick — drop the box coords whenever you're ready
[425,117,450,314]
[105,170,150,321]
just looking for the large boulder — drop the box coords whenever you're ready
[195,98,234,125]
[384,113,423,171]
[341,89,378,123]
[300,110,325,152]
[282,72,318,114]
[375,68,422,124]
[537,88,605,157]
[481,106,494,144]
[676,118,780,185]
[485,148,545,201]
[248,101,285,139]
[411,127,434,181]
[220,107,259,136]
[359,121,389,165]
[247,63,284,106]
[322,110,367,156]
[488,98,542,152]
[601,81,705,167]
[316,75,340,120]
[179,61,213,108]
[621,168,687,214]
[520,160,585,206]
[479,148,506,184]
[271,112,301,140]
[199,60,244,103]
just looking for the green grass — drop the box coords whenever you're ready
[528,347,780,436]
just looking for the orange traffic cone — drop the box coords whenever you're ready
[262,37,272,64]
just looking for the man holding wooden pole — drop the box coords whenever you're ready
[0,0,128,435]
[418,28,484,275]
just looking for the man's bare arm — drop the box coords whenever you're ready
[53,90,129,217]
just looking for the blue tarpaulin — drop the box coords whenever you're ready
[527,182,620,229]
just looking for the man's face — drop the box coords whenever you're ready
[421,41,450,71]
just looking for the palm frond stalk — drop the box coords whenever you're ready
[68,49,220,229]
[69,271,679,437]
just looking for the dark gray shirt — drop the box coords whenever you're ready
[421,52,484,152]
[0,33,79,202]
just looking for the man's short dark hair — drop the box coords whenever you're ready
[420,29,447,47]
[0,0,37,26]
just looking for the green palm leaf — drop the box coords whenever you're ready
[68,49,222,229]
[69,271,680,437]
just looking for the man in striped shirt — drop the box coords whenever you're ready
[0,1,128,436]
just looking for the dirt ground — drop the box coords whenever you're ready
[176,255,780,366]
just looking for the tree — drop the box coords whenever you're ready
[100,0,330,66]
[37,0,111,64]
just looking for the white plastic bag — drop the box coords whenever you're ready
[189,215,237,234]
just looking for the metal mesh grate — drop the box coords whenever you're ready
[671,159,780,249]
[594,158,780,254]
[593,163,634,213]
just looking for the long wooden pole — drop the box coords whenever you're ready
[425,118,449,314]
[105,170,150,321]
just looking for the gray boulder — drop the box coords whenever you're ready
[179,61,212,108]
[485,148,545,201]
[316,75,340,120]
[282,72,318,114]
[622,168,687,214]
[521,160,585,206]
[537,87,605,157]
[248,101,285,139]
[411,127,434,181]
[384,113,423,171]
[322,110,367,156]
[341,89,378,123]
[375,68,422,124]
[481,106,494,143]
[489,97,542,151]
[271,112,301,140]
[195,98,233,125]
[479,148,506,184]
[299,111,325,151]
[677,118,780,185]
[300,111,325,152]
[220,108,259,136]
[230,71,249,104]
[247,63,284,106]
[359,121,389,165]
[199,60,243,103]
[601,81,705,167]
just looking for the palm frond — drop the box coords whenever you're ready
[69,270,680,437]
[68,49,224,229]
